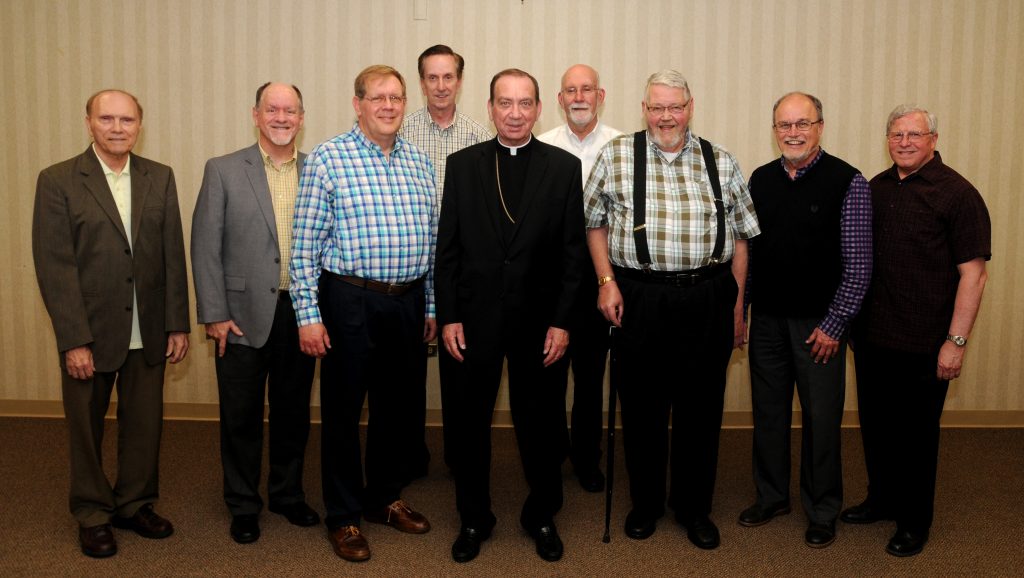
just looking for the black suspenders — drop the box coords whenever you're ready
[631,131,726,271]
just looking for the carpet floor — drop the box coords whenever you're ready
[0,417,1021,577]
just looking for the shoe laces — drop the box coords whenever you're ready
[342,526,362,538]
[385,500,413,522]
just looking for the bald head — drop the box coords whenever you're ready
[557,64,605,136]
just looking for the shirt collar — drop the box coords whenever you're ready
[563,121,602,145]
[352,122,404,155]
[883,150,944,183]
[647,129,696,159]
[258,142,297,169]
[424,106,459,132]
[496,134,533,156]
[92,144,130,177]
[777,148,825,180]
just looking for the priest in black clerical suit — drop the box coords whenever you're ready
[435,69,587,564]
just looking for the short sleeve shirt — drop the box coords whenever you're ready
[858,152,991,354]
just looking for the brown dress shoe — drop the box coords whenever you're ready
[328,525,371,562]
[79,523,117,558]
[363,500,431,534]
[111,503,174,539]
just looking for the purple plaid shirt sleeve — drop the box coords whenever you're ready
[819,173,872,339]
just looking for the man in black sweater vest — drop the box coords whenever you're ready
[738,92,873,548]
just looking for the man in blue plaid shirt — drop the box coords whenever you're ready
[289,65,436,563]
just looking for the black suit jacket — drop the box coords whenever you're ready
[435,138,586,342]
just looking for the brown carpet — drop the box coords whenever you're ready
[0,417,1021,577]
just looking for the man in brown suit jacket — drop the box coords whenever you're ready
[32,89,190,559]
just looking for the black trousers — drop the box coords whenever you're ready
[748,314,846,523]
[614,269,737,520]
[318,273,426,527]
[446,319,568,531]
[61,350,165,527]
[565,291,611,473]
[854,340,949,534]
[215,292,316,516]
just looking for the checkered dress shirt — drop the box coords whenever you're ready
[289,123,437,325]
[584,130,760,271]
[399,107,491,199]
[258,144,299,290]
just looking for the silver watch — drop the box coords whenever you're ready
[946,334,967,347]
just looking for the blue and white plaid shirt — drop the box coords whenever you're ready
[289,123,437,326]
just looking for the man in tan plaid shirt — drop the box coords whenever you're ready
[583,69,759,551]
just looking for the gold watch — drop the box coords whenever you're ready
[598,275,615,287]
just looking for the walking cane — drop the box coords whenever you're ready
[602,325,618,543]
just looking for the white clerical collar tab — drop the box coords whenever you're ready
[497,135,532,156]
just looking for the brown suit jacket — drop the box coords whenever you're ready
[33,146,190,371]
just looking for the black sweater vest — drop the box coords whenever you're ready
[748,152,858,318]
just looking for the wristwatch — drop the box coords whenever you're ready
[946,334,967,347]
[598,275,615,287]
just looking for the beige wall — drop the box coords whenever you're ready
[2,0,1021,422]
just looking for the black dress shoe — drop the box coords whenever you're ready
[678,515,720,550]
[886,529,928,557]
[624,510,658,540]
[452,526,492,563]
[840,501,892,525]
[529,524,564,562]
[79,524,117,558]
[230,514,260,544]
[576,467,605,493]
[738,501,791,527]
[805,521,837,548]
[111,503,174,539]
[269,502,320,527]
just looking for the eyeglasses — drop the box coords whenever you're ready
[773,120,823,133]
[563,86,596,97]
[887,130,933,143]
[645,99,690,116]
[362,95,406,106]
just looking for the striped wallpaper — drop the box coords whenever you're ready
[2,0,1021,421]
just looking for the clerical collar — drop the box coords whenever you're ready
[496,134,534,156]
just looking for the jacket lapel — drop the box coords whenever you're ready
[476,140,507,250]
[78,147,129,243]
[243,144,279,246]
[129,156,150,248]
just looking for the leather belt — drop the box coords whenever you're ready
[612,262,731,287]
[330,272,423,296]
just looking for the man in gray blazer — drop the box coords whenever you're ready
[33,89,190,558]
[191,82,319,544]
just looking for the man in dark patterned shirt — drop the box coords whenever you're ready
[739,92,872,549]
[842,105,991,558]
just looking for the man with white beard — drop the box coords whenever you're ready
[538,64,622,492]
[583,69,759,549]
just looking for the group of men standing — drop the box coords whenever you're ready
[32,43,990,565]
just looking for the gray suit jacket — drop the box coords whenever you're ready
[33,146,191,371]
[191,143,306,348]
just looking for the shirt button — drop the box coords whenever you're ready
[124,249,131,255]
